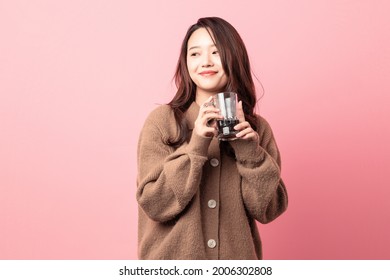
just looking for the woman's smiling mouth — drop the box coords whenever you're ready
[199,70,218,76]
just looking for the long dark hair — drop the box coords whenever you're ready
[167,17,258,147]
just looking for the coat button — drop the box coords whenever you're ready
[207,239,217,249]
[208,199,217,209]
[210,158,219,167]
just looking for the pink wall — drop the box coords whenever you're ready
[1,0,389,259]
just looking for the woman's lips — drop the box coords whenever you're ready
[199,71,217,76]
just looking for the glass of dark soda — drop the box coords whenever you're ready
[213,92,239,141]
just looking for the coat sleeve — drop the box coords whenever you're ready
[229,117,288,224]
[136,112,212,223]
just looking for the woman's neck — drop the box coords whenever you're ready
[195,89,218,106]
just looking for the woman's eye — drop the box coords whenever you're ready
[212,50,219,54]
[190,52,199,57]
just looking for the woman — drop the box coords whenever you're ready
[136,17,288,260]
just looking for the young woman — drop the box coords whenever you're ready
[136,17,288,260]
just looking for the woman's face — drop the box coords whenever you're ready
[186,28,228,96]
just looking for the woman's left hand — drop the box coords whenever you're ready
[234,101,259,142]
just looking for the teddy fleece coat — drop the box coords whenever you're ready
[136,102,288,259]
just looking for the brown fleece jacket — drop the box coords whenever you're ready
[136,102,288,259]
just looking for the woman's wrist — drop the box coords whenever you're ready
[187,132,213,156]
[230,138,264,163]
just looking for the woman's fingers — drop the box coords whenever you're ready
[234,121,259,141]
[194,97,223,137]
[236,101,246,123]
[201,96,214,109]
[236,100,259,140]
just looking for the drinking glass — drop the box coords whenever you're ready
[213,92,239,141]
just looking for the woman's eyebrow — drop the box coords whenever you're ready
[188,44,216,51]
[188,46,200,51]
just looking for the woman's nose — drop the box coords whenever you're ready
[201,53,214,67]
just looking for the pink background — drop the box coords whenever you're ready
[1,0,389,259]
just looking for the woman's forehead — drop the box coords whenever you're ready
[187,28,216,50]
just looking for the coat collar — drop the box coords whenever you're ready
[184,102,200,130]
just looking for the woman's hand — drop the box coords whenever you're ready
[194,96,222,138]
[234,101,259,142]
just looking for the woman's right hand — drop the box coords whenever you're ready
[194,96,222,138]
